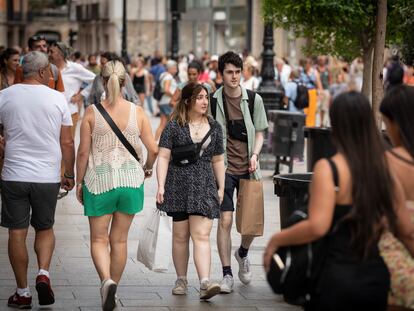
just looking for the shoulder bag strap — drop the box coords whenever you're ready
[95,103,140,163]
[209,93,217,119]
[326,158,339,191]
[196,127,213,152]
[246,89,256,123]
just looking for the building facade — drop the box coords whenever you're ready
[1,0,75,49]
[73,0,305,62]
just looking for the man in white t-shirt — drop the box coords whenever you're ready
[0,51,75,309]
[48,41,95,137]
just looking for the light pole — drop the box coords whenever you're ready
[257,22,283,113]
[170,0,180,61]
[121,0,128,61]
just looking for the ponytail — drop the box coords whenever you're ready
[101,60,126,105]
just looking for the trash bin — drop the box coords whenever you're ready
[268,110,306,173]
[274,173,313,229]
[304,127,336,172]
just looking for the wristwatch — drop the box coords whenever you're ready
[252,153,259,159]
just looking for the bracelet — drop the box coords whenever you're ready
[64,173,75,179]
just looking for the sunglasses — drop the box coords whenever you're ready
[30,35,46,42]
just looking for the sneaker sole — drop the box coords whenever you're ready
[200,284,221,300]
[238,272,252,285]
[220,286,233,294]
[103,283,117,311]
[172,289,187,295]
[7,303,32,309]
[36,282,55,305]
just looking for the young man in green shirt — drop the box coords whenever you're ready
[211,52,268,293]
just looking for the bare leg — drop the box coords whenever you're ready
[155,114,168,142]
[8,228,29,288]
[241,235,254,250]
[172,220,190,278]
[89,214,112,282]
[34,228,55,271]
[217,211,233,267]
[139,93,145,107]
[108,212,135,284]
[189,216,213,280]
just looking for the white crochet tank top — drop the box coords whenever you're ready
[84,102,144,194]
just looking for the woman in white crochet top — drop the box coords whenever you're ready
[76,60,158,311]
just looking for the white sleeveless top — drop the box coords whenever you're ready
[84,102,145,194]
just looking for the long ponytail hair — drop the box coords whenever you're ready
[330,91,397,260]
[101,60,126,105]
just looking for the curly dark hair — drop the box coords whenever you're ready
[218,51,243,75]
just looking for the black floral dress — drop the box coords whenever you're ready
[157,117,224,219]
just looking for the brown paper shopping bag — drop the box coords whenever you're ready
[236,179,264,236]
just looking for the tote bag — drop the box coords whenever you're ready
[137,209,172,272]
[236,179,264,236]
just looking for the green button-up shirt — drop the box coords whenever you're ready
[211,86,268,180]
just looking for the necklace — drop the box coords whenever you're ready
[189,121,205,137]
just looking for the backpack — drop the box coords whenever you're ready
[153,73,166,101]
[293,81,309,109]
[210,89,256,123]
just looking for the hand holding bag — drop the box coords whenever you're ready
[137,209,172,272]
[236,178,264,236]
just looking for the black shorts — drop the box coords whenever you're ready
[1,181,60,230]
[167,212,206,222]
[221,173,250,212]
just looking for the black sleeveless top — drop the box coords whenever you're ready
[308,159,390,311]
[132,74,145,94]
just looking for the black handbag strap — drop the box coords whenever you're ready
[196,126,213,152]
[95,103,140,163]
[326,158,339,192]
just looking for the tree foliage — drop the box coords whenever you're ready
[262,0,378,61]
[388,0,414,65]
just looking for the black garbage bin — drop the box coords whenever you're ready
[304,127,336,172]
[274,173,313,229]
[268,110,306,173]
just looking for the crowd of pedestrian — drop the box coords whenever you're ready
[0,36,413,311]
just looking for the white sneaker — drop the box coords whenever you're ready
[172,278,188,295]
[220,274,234,293]
[234,250,252,285]
[200,281,221,300]
[100,279,117,311]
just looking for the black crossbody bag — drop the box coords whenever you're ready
[222,92,253,143]
[171,127,213,167]
[95,103,140,163]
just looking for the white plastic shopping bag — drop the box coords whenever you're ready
[137,208,172,272]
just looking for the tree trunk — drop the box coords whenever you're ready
[372,0,387,126]
[361,45,373,100]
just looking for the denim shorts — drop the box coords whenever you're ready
[83,185,144,217]
[159,104,173,116]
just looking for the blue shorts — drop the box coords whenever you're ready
[159,104,173,116]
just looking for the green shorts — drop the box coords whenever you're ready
[83,185,144,217]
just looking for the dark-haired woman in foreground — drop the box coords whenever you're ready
[379,85,414,310]
[263,91,414,310]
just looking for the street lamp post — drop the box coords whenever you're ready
[170,0,180,61]
[257,23,283,113]
[121,0,128,61]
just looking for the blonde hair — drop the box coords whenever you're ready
[101,60,126,105]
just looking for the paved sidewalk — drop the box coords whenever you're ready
[0,115,304,311]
